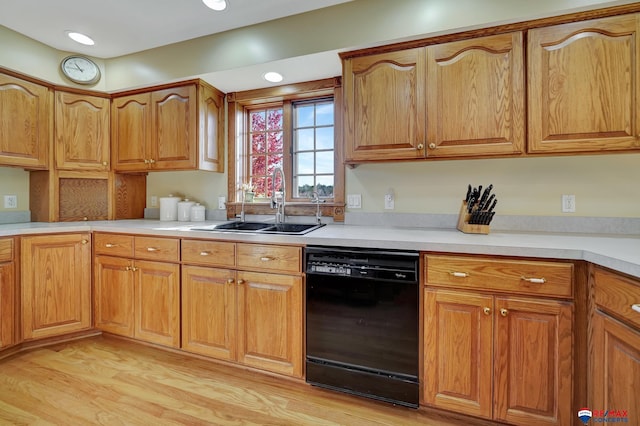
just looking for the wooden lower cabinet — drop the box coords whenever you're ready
[21,234,91,340]
[0,239,15,348]
[237,270,303,378]
[591,267,640,414]
[424,290,572,426]
[94,255,180,347]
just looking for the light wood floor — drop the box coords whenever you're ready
[0,336,482,426]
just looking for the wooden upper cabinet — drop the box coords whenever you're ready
[528,14,640,153]
[111,92,153,171]
[426,32,525,157]
[112,81,224,172]
[344,48,426,162]
[55,91,110,171]
[0,73,51,169]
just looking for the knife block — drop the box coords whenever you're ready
[457,201,490,234]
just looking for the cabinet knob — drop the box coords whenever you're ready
[260,256,274,262]
[237,279,245,285]
[125,266,132,271]
[105,243,118,248]
[500,308,509,317]
[428,143,436,149]
[631,304,640,314]
[417,144,424,150]
[81,239,89,245]
[483,307,491,316]
[146,247,159,252]
[102,161,108,166]
[200,251,212,256]
[521,276,546,284]
[226,278,234,284]
[144,159,150,164]
[131,266,139,272]
[449,271,469,278]
[149,159,156,164]
[83,217,88,221]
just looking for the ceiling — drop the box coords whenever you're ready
[0,0,352,59]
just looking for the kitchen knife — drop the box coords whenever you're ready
[478,184,492,210]
[465,184,472,202]
[482,194,495,211]
[467,197,475,213]
[487,198,497,214]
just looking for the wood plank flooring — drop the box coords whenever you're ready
[0,336,476,426]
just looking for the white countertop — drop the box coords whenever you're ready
[2,219,639,279]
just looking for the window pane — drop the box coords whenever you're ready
[267,108,283,130]
[316,175,334,197]
[316,127,334,150]
[316,151,334,174]
[252,177,267,197]
[251,155,266,175]
[267,154,283,175]
[252,133,266,154]
[267,131,283,153]
[296,152,314,174]
[250,111,265,132]
[316,102,334,126]
[295,175,315,198]
[296,105,314,127]
[295,128,314,151]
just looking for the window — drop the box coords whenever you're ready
[228,78,344,221]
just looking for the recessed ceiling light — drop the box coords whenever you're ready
[263,72,284,83]
[67,31,95,46]
[203,0,227,11]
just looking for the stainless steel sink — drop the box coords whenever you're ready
[190,221,324,235]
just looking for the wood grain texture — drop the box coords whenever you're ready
[236,243,301,274]
[344,48,426,162]
[55,91,110,171]
[426,32,525,157]
[0,72,50,169]
[0,260,14,349]
[111,92,152,171]
[114,173,147,219]
[423,289,493,419]
[21,234,92,340]
[181,265,236,361]
[134,236,180,262]
[94,255,135,337]
[593,266,640,329]
[0,239,12,263]
[58,178,109,221]
[528,14,640,153]
[425,254,574,298]
[0,335,474,425]
[237,270,303,378]
[198,81,225,172]
[93,233,134,258]
[182,239,236,268]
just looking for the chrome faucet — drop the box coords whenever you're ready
[270,167,286,224]
[310,190,325,224]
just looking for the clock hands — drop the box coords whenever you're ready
[72,61,84,73]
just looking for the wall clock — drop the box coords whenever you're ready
[60,55,101,85]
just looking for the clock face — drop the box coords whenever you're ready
[60,55,101,85]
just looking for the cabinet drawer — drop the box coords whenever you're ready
[94,233,134,257]
[0,238,12,262]
[182,239,235,267]
[237,243,301,274]
[134,236,180,262]
[594,267,640,330]
[425,254,573,298]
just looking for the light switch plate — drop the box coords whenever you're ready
[3,195,17,209]
[347,194,362,209]
[218,196,226,210]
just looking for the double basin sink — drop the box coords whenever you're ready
[190,220,325,235]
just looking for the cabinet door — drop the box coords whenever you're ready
[151,85,197,170]
[21,234,91,340]
[494,297,572,426]
[0,73,50,169]
[181,265,236,360]
[94,255,135,337]
[0,261,14,349]
[237,271,302,377]
[423,289,493,419]
[592,313,640,414]
[198,83,225,172]
[55,91,110,170]
[111,93,152,171]
[344,48,426,162]
[134,260,180,347]
[426,32,525,157]
[528,14,640,153]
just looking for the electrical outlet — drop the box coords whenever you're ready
[218,196,226,210]
[150,195,158,207]
[3,195,17,209]
[561,194,575,213]
[346,194,361,209]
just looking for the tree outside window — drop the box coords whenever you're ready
[248,107,283,198]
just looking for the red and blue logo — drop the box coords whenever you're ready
[579,408,593,424]
[578,408,629,423]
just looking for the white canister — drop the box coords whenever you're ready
[177,199,195,222]
[190,203,206,222]
[159,195,179,221]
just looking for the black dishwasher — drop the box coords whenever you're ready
[305,246,419,408]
